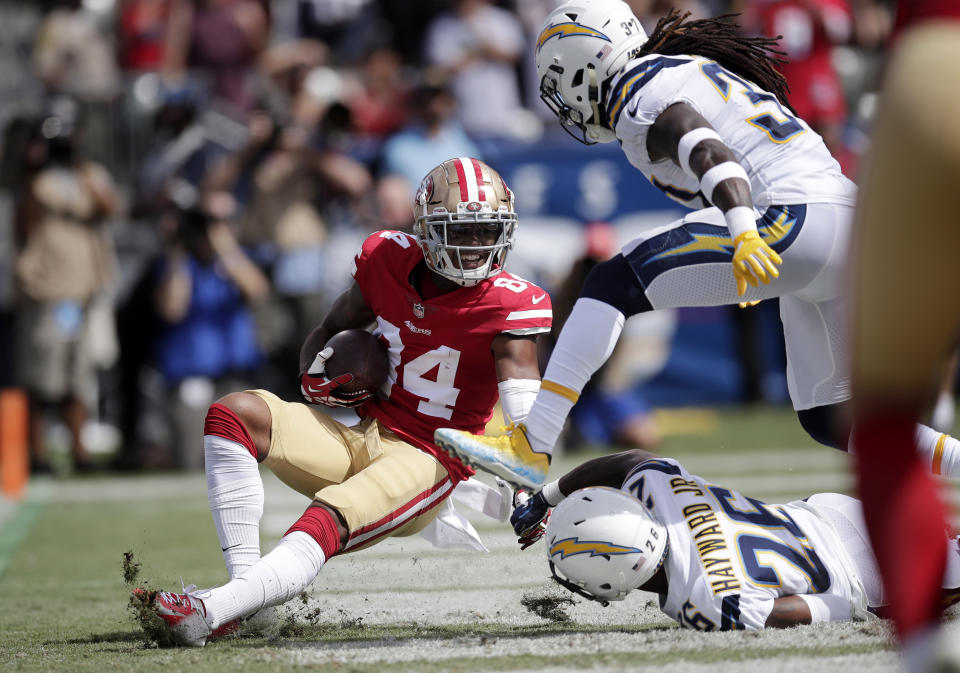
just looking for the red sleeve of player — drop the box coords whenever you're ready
[493,273,553,336]
[352,229,418,290]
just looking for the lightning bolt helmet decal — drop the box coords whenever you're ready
[536,22,611,54]
[549,536,643,560]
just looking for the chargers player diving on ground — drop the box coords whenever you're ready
[132,158,552,646]
[434,0,960,490]
[510,448,960,631]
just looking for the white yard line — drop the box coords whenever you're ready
[676,447,850,474]
[0,497,15,530]
[283,621,898,669]
[38,473,208,503]
[479,653,898,673]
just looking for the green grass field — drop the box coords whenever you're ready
[0,404,927,672]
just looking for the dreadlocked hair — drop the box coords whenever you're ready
[637,9,795,114]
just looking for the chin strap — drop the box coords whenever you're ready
[587,64,604,127]
[548,560,610,607]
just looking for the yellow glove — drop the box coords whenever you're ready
[738,300,762,308]
[732,231,782,296]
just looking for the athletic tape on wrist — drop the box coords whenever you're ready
[796,593,853,623]
[541,480,564,506]
[699,161,750,204]
[724,206,758,241]
[677,127,723,176]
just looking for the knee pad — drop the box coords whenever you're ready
[797,403,850,451]
[580,254,652,317]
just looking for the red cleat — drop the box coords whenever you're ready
[131,588,238,647]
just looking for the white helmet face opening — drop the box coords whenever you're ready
[413,157,518,287]
[546,487,668,603]
[535,0,648,144]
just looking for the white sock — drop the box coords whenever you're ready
[932,392,956,434]
[198,531,326,628]
[205,435,264,578]
[943,536,960,589]
[525,298,625,455]
[915,424,960,479]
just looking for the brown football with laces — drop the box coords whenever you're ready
[322,329,390,397]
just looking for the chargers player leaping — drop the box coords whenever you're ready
[132,158,552,647]
[434,0,960,490]
[507,448,960,631]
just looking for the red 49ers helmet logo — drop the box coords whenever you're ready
[416,174,434,204]
[466,201,482,211]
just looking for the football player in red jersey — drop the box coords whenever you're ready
[848,3,960,671]
[133,157,552,646]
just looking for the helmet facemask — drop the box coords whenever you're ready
[418,214,516,286]
[539,62,614,145]
[414,158,518,287]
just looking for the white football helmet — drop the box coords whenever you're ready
[546,487,667,604]
[535,0,648,144]
[413,157,518,287]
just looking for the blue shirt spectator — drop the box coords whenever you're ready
[379,83,480,196]
[153,207,268,386]
[154,254,263,384]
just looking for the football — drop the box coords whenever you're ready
[322,329,390,396]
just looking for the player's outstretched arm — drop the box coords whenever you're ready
[647,102,781,296]
[764,596,812,628]
[556,448,657,494]
[509,449,656,548]
[767,592,871,628]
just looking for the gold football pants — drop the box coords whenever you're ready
[250,389,454,552]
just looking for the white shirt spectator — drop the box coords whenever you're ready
[424,1,527,139]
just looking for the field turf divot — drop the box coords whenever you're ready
[520,589,576,623]
[121,549,174,648]
[127,587,172,648]
[122,549,142,585]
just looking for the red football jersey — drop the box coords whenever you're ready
[895,0,960,31]
[351,230,552,483]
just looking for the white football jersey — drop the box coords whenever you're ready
[621,458,868,630]
[606,54,857,210]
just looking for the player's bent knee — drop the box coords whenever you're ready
[210,392,272,460]
[580,254,653,317]
[797,403,850,451]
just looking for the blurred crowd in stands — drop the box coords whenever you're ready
[0,0,899,475]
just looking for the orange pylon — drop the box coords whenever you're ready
[0,388,28,500]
